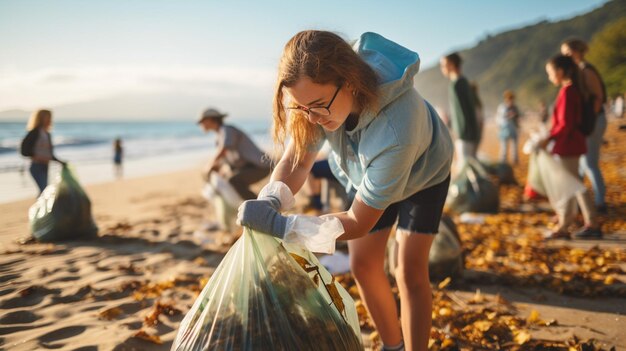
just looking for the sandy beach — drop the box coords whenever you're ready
[0,118,625,350]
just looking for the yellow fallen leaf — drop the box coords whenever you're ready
[474,320,492,332]
[133,330,163,345]
[514,330,531,345]
[438,277,452,289]
[192,257,207,266]
[98,307,123,320]
[527,310,541,324]
[438,307,452,317]
[441,337,455,348]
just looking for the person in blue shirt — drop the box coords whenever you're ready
[496,90,521,164]
[238,31,453,351]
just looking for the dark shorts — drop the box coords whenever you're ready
[347,175,451,235]
[311,159,337,181]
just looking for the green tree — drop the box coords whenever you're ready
[415,0,626,113]
[587,17,626,97]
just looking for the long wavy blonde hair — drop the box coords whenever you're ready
[272,30,379,167]
[26,109,52,131]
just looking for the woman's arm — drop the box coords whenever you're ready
[48,132,64,164]
[206,146,227,173]
[270,140,318,195]
[324,195,384,241]
[548,89,573,140]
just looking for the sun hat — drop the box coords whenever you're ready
[197,108,227,123]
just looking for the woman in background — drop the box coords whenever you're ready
[113,137,124,179]
[23,109,64,194]
[561,38,608,215]
[540,55,601,240]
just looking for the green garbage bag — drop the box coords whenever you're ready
[29,164,98,242]
[429,216,464,281]
[446,158,499,214]
[386,216,463,282]
[172,228,363,351]
[480,160,517,185]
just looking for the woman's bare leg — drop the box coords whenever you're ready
[395,230,435,351]
[348,227,402,346]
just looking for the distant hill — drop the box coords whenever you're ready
[415,0,626,116]
[0,109,30,121]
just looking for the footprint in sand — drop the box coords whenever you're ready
[114,301,144,316]
[48,275,82,284]
[0,310,42,324]
[130,256,146,263]
[0,258,26,270]
[0,295,46,310]
[71,346,98,351]
[0,274,20,284]
[122,321,143,330]
[38,325,87,348]
[51,285,92,304]
[0,288,16,297]
[39,247,70,256]
[0,323,53,336]
[79,303,109,313]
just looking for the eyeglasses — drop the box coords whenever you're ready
[286,84,342,117]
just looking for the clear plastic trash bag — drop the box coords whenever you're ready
[29,164,98,242]
[171,228,363,351]
[525,151,547,197]
[534,150,586,209]
[201,173,243,233]
[446,158,499,214]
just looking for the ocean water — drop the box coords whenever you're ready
[0,120,272,173]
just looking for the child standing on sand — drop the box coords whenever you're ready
[496,90,521,164]
[113,138,123,179]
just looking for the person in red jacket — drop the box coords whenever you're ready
[539,55,601,240]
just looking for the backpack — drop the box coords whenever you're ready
[580,94,597,136]
[20,129,38,157]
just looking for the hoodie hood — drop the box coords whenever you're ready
[350,32,421,132]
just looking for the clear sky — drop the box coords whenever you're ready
[0,0,608,120]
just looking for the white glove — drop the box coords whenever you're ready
[257,181,295,211]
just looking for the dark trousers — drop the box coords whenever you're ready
[30,162,49,194]
[229,164,271,200]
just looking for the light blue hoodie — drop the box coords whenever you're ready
[322,32,453,210]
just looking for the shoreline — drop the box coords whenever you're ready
[0,148,210,204]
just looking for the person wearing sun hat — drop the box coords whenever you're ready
[197,107,271,200]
